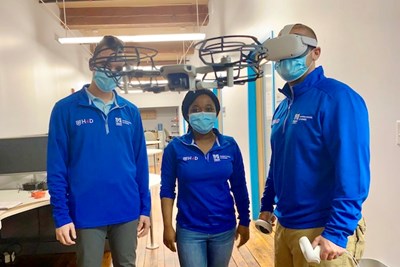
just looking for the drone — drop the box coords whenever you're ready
[89,26,317,93]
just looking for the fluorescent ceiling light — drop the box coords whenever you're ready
[58,33,206,44]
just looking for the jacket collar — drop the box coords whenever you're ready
[279,66,325,99]
[78,84,124,108]
[178,128,225,148]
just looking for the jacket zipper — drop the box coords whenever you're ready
[183,141,218,162]
[101,106,121,134]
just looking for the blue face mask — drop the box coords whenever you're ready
[189,112,216,134]
[93,71,119,92]
[275,53,310,82]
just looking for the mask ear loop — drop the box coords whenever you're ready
[305,46,318,71]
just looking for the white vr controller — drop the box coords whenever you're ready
[299,236,321,264]
[255,219,273,235]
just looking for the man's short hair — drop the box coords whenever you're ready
[292,24,318,41]
[89,36,124,70]
[92,35,124,57]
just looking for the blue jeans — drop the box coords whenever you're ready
[176,225,235,267]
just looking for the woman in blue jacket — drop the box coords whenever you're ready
[160,89,250,267]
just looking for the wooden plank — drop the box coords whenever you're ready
[79,26,202,36]
[58,4,209,28]
[40,0,105,2]
[41,0,209,7]
[140,109,157,120]
[62,14,208,27]
[244,223,275,266]
[61,5,209,17]
[231,245,248,266]
[236,244,260,266]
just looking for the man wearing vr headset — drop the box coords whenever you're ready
[47,36,151,267]
[259,24,370,266]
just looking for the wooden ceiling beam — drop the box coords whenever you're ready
[61,5,208,17]
[79,26,200,36]
[40,0,208,7]
[125,42,196,54]
[41,1,207,68]
[60,6,208,28]
[63,16,208,28]
[89,43,195,65]
[40,0,105,2]
[66,22,207,30]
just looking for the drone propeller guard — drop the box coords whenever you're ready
[89,45,165,92]
[194,35,266,86]
[86,35,272,93]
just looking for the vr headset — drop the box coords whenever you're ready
[262,24,318,61]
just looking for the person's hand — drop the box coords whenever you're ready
[258,211,276,226]
[235,225,250,248]
[55,222,76,246]
[312,235,346,261]
[163,226,177,252]
[137,215,151,238]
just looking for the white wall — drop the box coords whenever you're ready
[220,84,252,217]
[0,0,91,138]
[206,0,400,265]
[0,0,92,189]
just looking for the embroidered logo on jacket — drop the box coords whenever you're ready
[76,118,94,126]
[292,114,313,124]
[115,117,133,126]
[213,154,231,162]
[183,156,199,161]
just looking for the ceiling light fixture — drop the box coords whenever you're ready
[58,33,206,44]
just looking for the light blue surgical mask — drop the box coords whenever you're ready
[275,52,310,82]
[189,112,216,134]
[93,71,119,92]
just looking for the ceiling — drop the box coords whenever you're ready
[40,0,210,66]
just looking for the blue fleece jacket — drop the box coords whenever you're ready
[47,85,150,229]
[260,66,370,248]
[160,129,250,234]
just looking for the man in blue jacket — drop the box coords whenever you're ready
[47,36,151,267]
[259,24,370,267]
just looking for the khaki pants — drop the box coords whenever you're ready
[274,218,366,267]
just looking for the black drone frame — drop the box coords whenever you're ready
[88,35,267,93]
[195,35,266,85]
[89,45,163,92]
